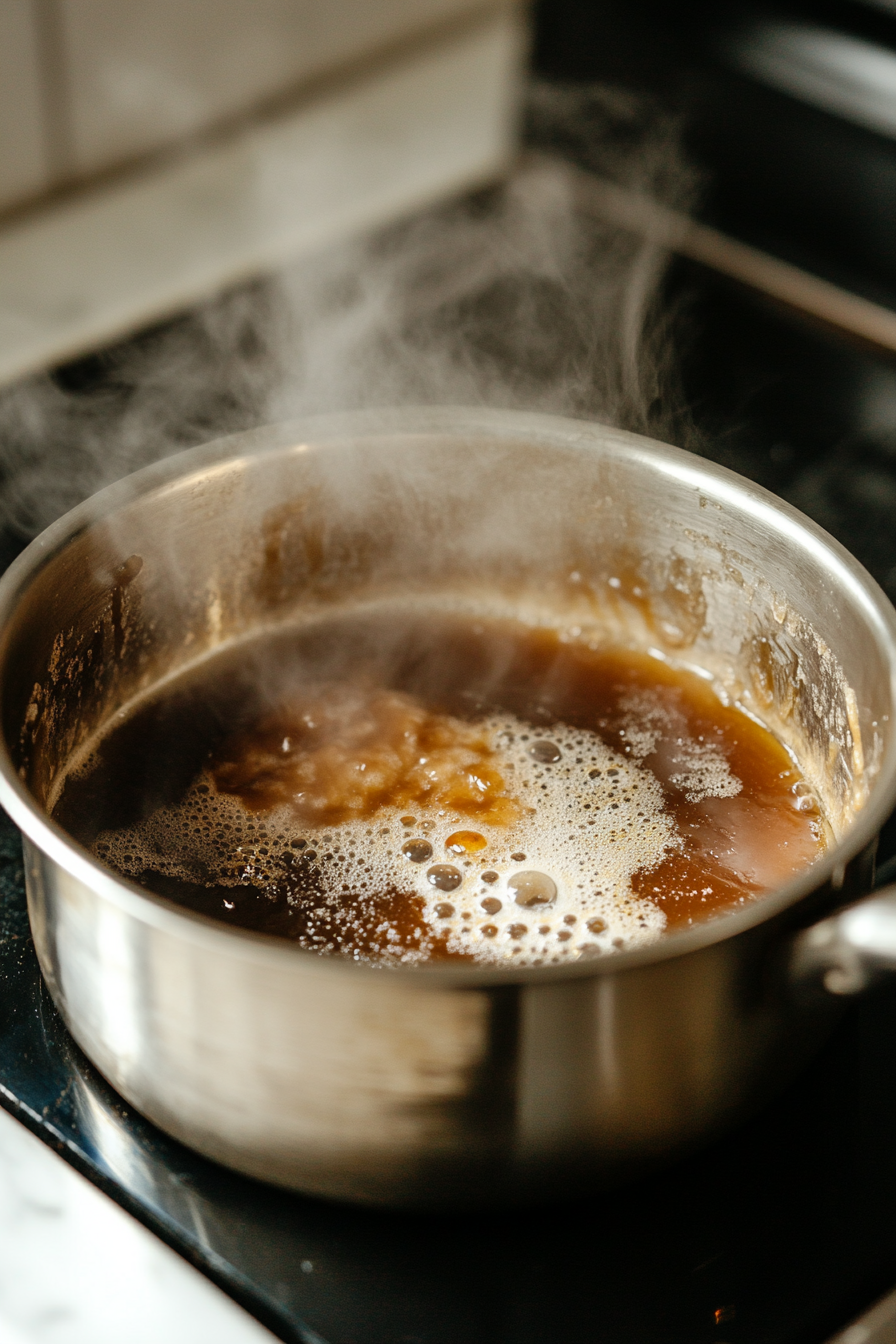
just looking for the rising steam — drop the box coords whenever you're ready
[0,82,699,552]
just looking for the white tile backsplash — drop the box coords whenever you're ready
[0,0,51,210]
[57,0,494,175]
[0,7,525,384]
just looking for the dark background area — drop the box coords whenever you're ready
[536,0,896,296]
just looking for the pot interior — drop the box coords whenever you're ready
[2,411,894,887]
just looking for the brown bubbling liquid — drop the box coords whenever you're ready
[53,605,827,966]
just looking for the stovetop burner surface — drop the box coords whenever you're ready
[2,272,896,1344]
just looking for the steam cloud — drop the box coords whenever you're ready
[0,82,699,553]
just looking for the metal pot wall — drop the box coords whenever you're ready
[1,406,896,1208]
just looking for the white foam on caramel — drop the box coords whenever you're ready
[619,689,742,805]
[94,708,748,967]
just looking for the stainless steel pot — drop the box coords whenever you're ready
[2,406,896,1209]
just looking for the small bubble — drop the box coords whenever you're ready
[480,896,502,915]
[427,864,463,892]
[400,816,416,826]
[511,852,526,862]
[481,871,499,884]
[402,838,433,863]
[589,768,602,779]
[507,923,528,939]
[538,924,551,935]
[445,830,487,854]
[290,838,307,849]
[557,930,572,942]
[509,871,557,908]
[481,924,498,938]
[529,740,561,763]
[563,914,577,925]
[434,902,455,919]
[586,916,606,934]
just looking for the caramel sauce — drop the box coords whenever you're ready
[210,685,524,827]
[53,606,826,965]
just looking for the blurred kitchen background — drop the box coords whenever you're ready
[0,0,893,534]
[0,0,526,382]
[0,0,893,464]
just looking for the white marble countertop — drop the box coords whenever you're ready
[0,1106,278,1344]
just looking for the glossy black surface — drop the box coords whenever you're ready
[536,0,896,303]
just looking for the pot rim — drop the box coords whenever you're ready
[2,404,895,988]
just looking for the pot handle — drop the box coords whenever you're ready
[790,885,896,995]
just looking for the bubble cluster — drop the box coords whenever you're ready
[667,740,742,804]
[618,689,742,804]
[94,711,682,967]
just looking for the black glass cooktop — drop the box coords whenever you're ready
[2,266,896,1344]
